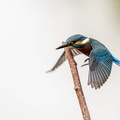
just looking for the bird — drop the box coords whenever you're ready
[47,34,120,89]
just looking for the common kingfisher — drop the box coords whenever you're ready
[47,34,120,89]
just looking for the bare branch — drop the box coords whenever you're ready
[63,42,91,120]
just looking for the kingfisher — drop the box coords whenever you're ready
[47,34,120,89]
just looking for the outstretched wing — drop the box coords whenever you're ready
[47,49,81,72]
[88,43,113,89]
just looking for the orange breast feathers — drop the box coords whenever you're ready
[77,45,92,56]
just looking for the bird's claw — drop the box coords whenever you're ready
[84,58,89,63]
[81,58,89,67]
[81,63,89,67]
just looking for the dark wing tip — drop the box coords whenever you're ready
[46,70,52,73]
[46,68,55,73]
[46,52,66,73]
[46,49,81,73]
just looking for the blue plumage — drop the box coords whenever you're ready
[112,55,120,66]
[66,34,87,42]
[48,34,120,89]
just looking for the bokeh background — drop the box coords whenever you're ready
[0,0,120,120]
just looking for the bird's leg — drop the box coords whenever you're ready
[81,58,89,67]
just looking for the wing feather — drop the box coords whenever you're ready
[88,42,113,89]
[47,49,81,72]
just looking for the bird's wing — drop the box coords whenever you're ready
[47,49,81,72]
[88,45,113,89]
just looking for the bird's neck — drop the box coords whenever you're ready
[75,44,92,56]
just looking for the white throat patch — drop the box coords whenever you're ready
[82,38,90,44]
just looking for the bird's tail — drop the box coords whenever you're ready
[112,55,120,66]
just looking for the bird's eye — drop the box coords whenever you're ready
[68,41,74,44]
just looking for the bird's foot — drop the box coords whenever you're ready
[81,63,89,67]
[84,58,89,63]
[81,58,89,67]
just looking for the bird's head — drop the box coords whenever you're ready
[56,34,90,50]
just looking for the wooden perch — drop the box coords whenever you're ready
[63,42,91,120]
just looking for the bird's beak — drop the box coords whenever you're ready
[56,43,70,50]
